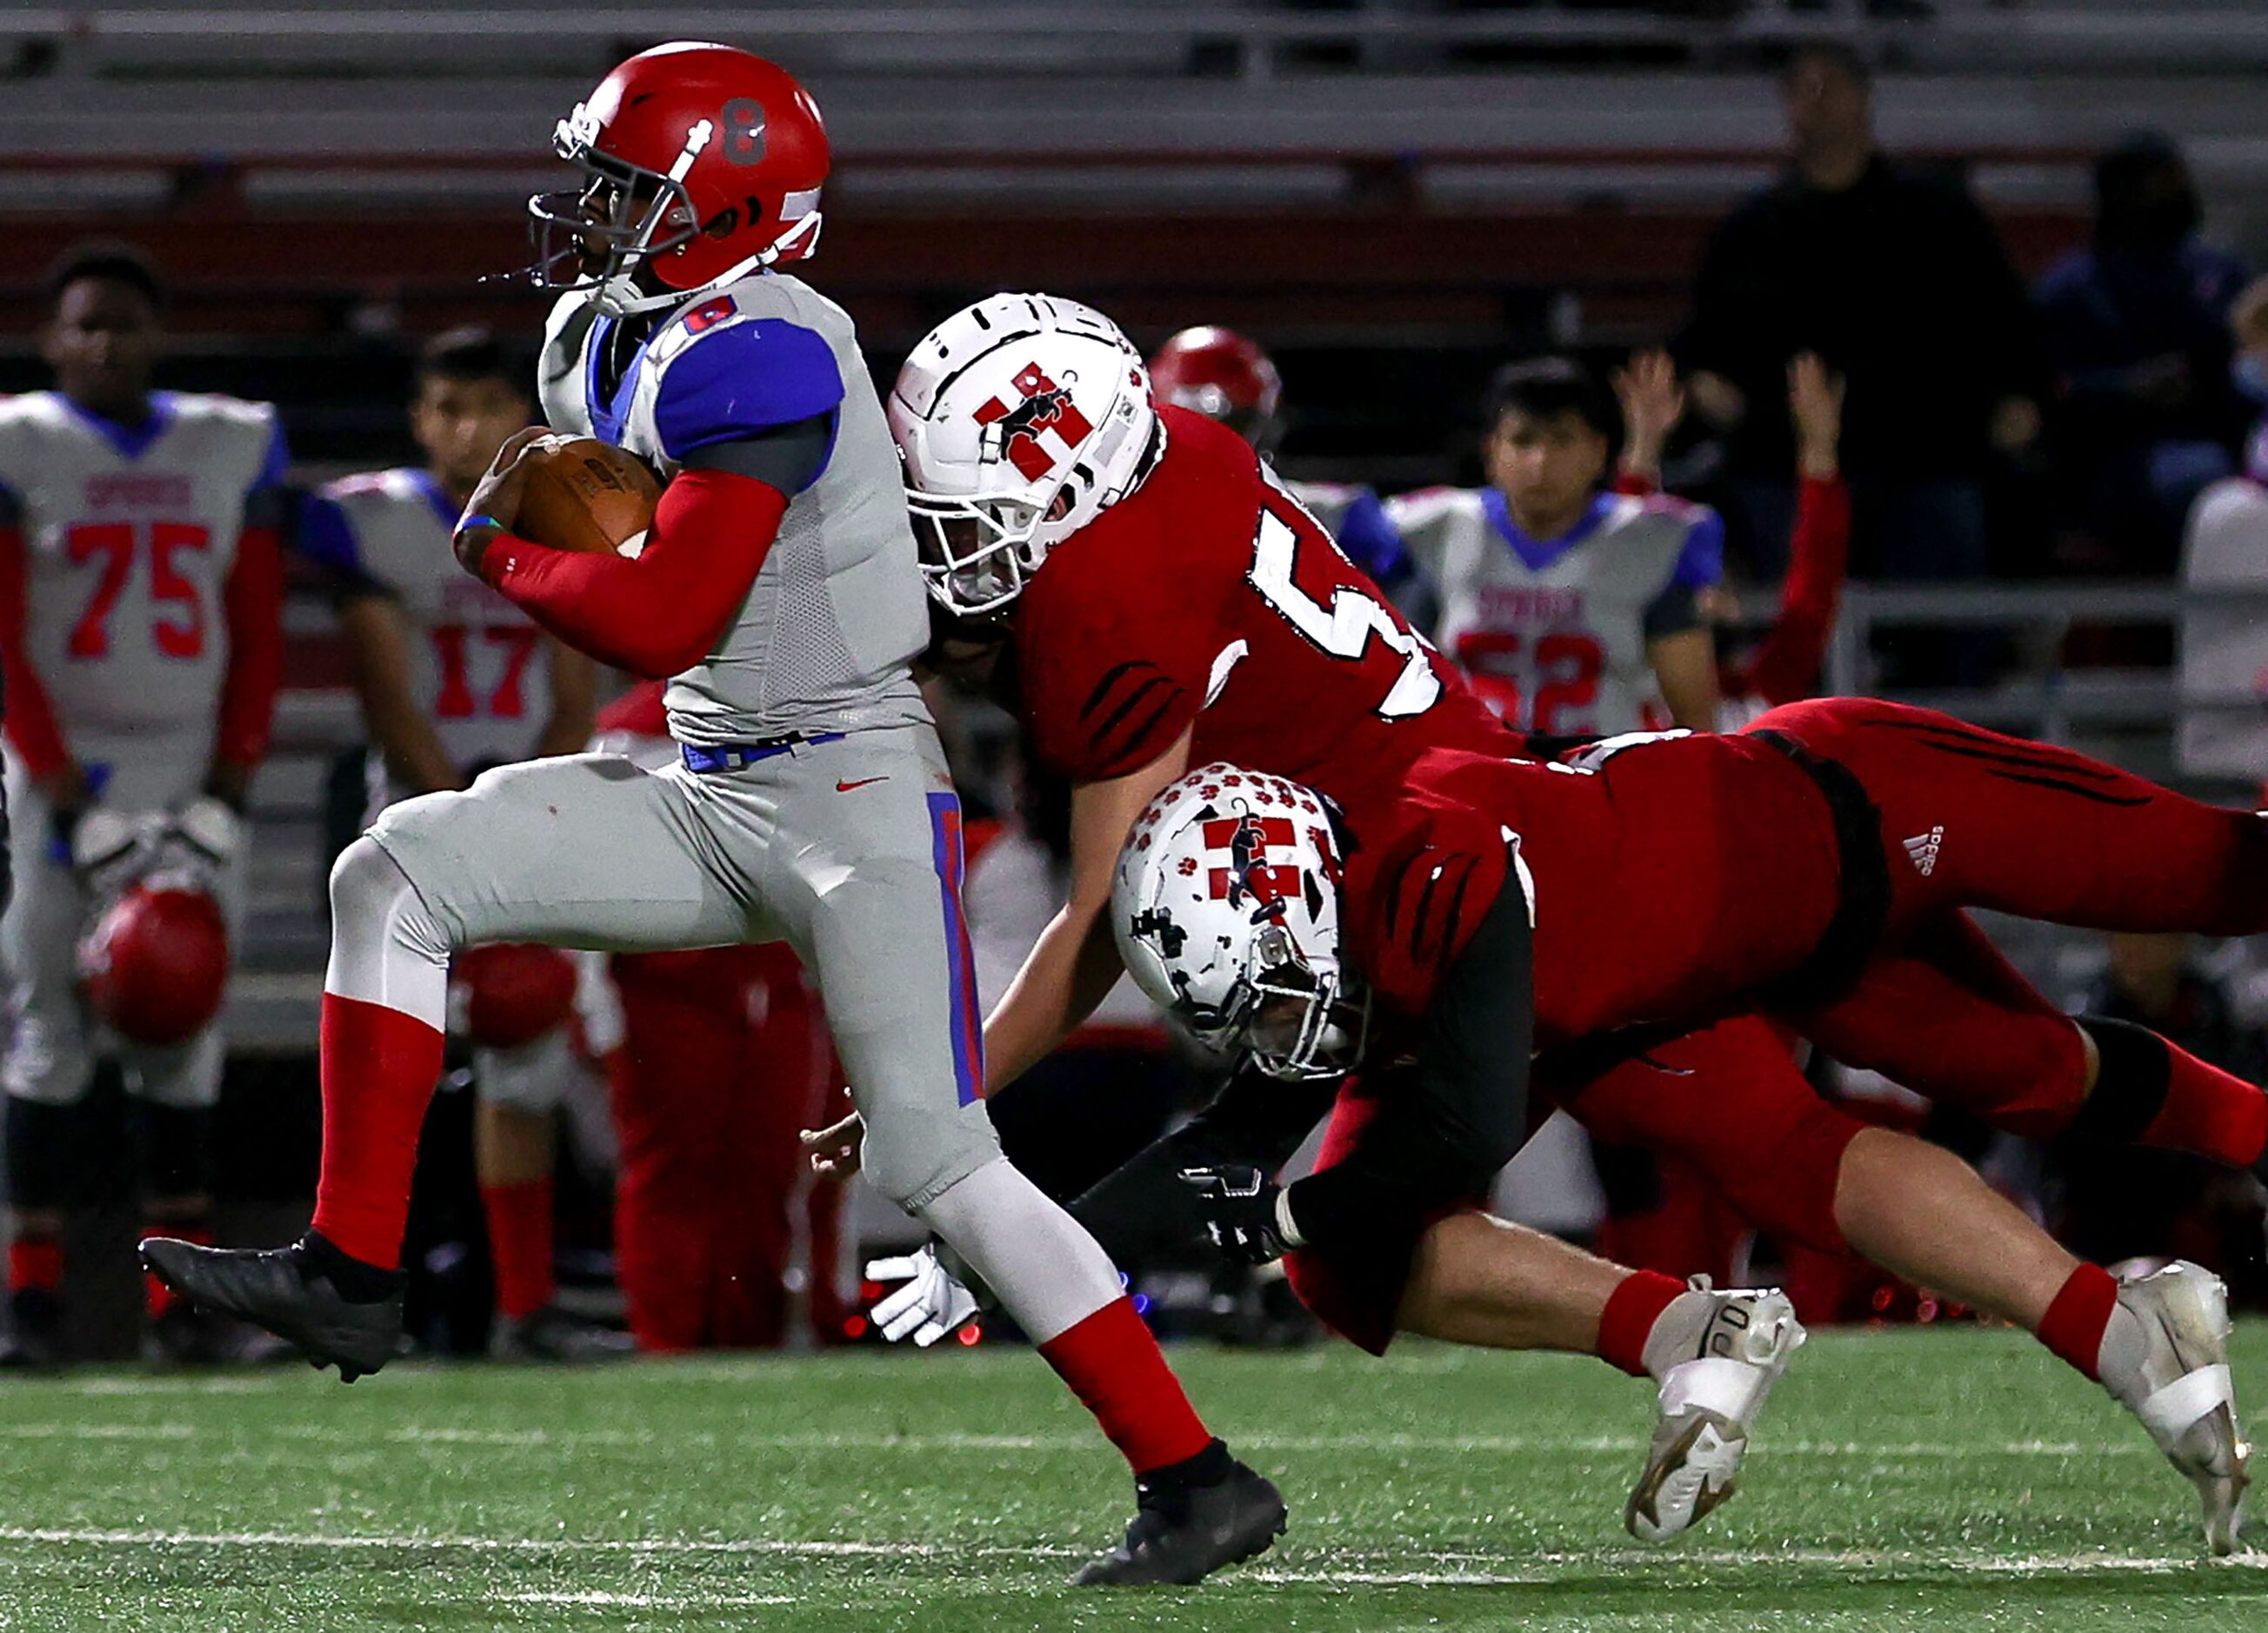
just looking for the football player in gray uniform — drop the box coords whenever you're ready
[147,43,1282,1586]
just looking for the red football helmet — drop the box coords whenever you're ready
[451,943,579,1050]
[530,42,830,316]
[1147,327,1284,452]
[78,885,230,1048]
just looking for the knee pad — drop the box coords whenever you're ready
[2070,1016,2172,1143]
[472,1029,575,1115]
[325,836,451,1023]
[860,1098,1000,1213]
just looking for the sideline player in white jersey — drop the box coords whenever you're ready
[297,328,618,1362]
[146,43,1283,1585]
[1384,356,1724,737]
[0,243,287,1364]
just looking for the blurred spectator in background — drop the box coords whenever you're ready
[1676,43,2042,601]
[2048,934,2266,1303]
[1,244,287,1365]
[2035,134,2250,575]
[2175,277,2268,796]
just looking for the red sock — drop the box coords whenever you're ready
[2037,1263,2119,1383]
[141,1223,211,1319]
[2139,1044,2268,1169]
[8,1236,62,1297]
[481,1178,556,1322]
[1596,1269,1685,1379]
[1036,1296,1213,1475]
[309,993,446,1270]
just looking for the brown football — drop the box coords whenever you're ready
[512,436,662,556]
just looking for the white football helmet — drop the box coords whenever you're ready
[1112,764,1367,1082]
[889,292,1163,617]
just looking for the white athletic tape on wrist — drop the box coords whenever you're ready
[1658,1356,1766,1423]
[1274,1187,1304,1250]
[2138,1363,2233,1443]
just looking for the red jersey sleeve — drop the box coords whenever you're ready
[1013,511,1222,783]
[214,523,285,768]
[1338,787,1516,1017]
[1725,472,1849,706]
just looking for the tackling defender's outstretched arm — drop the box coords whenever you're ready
[980,728,1194,1094]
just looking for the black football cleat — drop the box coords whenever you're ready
[490,1305,637,1363]
[138,1236,404,1383]
[1072,1459,1286,1586]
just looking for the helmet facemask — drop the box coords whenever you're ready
[530,110,716,317]
[1238,921,1369,1082]
[904,490,1048,618]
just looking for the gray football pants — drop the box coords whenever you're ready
[362,725,999,1211]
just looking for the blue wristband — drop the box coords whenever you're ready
[457,514,504,538]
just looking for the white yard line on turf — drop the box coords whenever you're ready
[500,1591,798,1607]
[3,1526,2262,1579]
[0,1421,2159,1459]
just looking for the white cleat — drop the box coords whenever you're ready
[2105,1262,2251,1556]
[1625,1283,1807,1543]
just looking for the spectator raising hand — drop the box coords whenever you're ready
[1790,351,1844,479]
[1614,349,1686,488]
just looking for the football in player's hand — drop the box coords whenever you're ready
[512,436,662,557]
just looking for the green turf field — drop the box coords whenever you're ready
[0,1326,2263,1631]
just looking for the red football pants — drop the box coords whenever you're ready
[608,943,850,1350]
[1751,700,2268,1140]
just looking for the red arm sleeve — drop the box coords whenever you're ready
[0,523,71,777]
[481,468,786,681]
[215,523,285,768]
[1727,473,1849,707]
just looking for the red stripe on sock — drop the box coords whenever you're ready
[2139,1045,2268,1168]
[481,1178,557,1323]
[7,1236,61,1296]
[2038,1263,2119,1383]
[309,992,446,1270]
[1597,1270,1685,1379]
[1036,1296,1212,1475]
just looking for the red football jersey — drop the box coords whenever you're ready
[1339,734,1843,1049]
[1014,406,1517,810]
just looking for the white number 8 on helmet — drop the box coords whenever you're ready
[888,292,1163,617]
[1112,763,1368,1082]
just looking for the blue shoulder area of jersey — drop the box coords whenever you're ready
[1333,487,1410,588]
[653,317,845,463]
[1664,502,1725,590]
[294,491,362,572]
[249,413,293,497]
[1482,487,1614,574]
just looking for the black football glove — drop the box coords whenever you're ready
[1177,1163,1303,1265]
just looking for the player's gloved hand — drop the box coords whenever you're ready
[1178,1163,1304,1265]
[68,808,155,896]
[454,425,551,575]
[169,797,242,870]
[864,1242,987,1347]
[799,1110,865,1179]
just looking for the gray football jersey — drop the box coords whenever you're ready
[537,274,928,745]
[0,390,284,771]
[313,467,550,786]
[1387,486,1722,737]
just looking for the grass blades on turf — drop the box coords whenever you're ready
[0,1325,2264,1630]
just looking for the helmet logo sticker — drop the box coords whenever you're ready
[721,97,767,165]
[1202,814,1298,923]
[974,362,1095,481]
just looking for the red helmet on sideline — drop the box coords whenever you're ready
[78,886,230,1047]
[1148,327,1284,451]
[451,943,579,1050]
[530,42,830,315]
